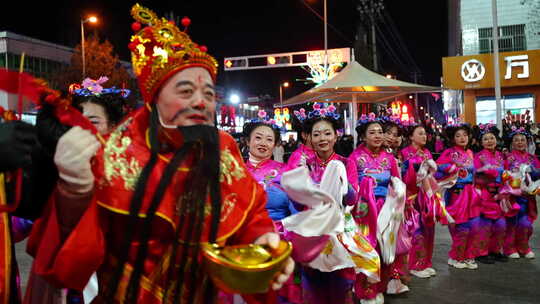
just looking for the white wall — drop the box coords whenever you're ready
[461,0,540,55]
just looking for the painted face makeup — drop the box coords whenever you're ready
[311,120,337,155]
[481,132,497,151]
[364,123,384,151]
[156,67,216,127]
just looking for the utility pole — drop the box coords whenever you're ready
[356,0,384,72]
[371,15,377,71]
[492,0,503,131]
[413,72,420,120]
[324,0,328,75]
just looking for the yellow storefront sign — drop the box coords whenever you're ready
[442,49,540,90]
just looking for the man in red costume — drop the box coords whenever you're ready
[29,4,293,303]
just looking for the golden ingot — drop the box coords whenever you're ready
[510,178,521,189]
[202,241,292,294]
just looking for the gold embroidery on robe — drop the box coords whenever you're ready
[104,118,142,190]
[220,148,245,185]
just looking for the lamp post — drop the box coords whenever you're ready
[81,15,98,79]
[324,0,328,74]
[279,81,290,108]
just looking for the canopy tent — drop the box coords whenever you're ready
[281,61,440,145]
[282,61,440,106]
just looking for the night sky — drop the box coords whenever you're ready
[1,0,447,101]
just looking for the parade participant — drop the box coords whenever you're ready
[0,108,37,303]
[348,113,403,304]
[243,111,297,222]
[302,104,351,184]
[244,111,285,185]
[473,124,508,264]
[242,112,301,304]
[28,4,293,304]
[382,118,403,156]
[273,140,285,163]
[401,124,438,278]
[504,126,539,259]
[295,103,358,304]
[70,76,131,135]
[24,77,133,304]
[381,116,414,289]
[437,123,480,270]
[286,108,315,169]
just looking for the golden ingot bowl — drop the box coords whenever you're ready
[202,240,292,294]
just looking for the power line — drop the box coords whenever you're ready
[374,22,410,74]
[380,10,421,73]
[298,0,354,44]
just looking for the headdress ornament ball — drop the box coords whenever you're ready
[306,103,340,121]
[356,112,380,127]
[71,76,131,98]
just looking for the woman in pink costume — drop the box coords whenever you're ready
[291,104,359,304]
[286,108,316,170]
[401,124,439,278]
[503,127,539,259]
[473,124,509,264]
[238,115,300,304]
[284,104,357,304]
[348,115,401,304]
[436,124,481,270]
[382,118,416,291]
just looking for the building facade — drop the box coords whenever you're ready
[443,0,540,124]
[0,31,134,115]
[0,31,73,112]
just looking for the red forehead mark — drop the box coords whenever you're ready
[197,75,203,85]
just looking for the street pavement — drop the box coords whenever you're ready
[15,219,540,303]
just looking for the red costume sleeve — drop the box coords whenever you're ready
[219,134,277,304]
[27,189,105,290]
[225,135,275,245]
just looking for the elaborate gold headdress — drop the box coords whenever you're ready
[129,4,218,103]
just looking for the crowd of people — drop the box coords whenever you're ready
[239,104,539,304]
[0,3,538,304]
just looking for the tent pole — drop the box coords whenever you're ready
[351,95,358,147]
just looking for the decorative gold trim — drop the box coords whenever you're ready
[104,118,142,191]
[216,183,258,242]
[96,201,176,229]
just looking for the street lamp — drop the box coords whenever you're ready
[230,94,240,104]
[279,82,290,108]
[81,15,98,79]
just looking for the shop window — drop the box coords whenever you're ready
[0,54,5,68]
[7,53,20,69]
[476,94,534,124]
[478,24,526,54]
